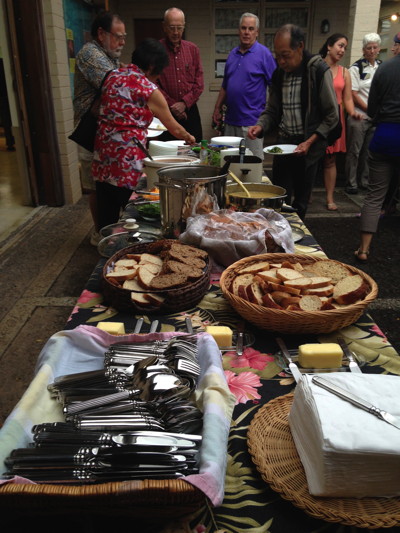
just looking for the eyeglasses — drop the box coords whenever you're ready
[167,25,185,32]
[104,30,127,42]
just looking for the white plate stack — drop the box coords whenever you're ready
[148,140,178,157]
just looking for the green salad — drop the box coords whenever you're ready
[137,203,161,218]
[267,146,284,154]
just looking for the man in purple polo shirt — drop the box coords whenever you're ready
[212,13,276,160]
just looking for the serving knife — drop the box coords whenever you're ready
[236,322,245,356]
[312,376,400,430]
[276,337,302,383]
[337,337,362,373]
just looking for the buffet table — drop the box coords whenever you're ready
[1,210,400,532]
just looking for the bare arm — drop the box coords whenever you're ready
[343,69,363,119]
[352,90,367,113]
[148,89,195,144]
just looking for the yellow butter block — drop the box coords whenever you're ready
[97,322,126,335]
[205,326,233,348]
[298,343,343,369]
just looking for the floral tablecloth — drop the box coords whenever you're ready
[64,212,400,532]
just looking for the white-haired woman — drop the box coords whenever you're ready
[344,33,382,194]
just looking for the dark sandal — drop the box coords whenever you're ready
[354,249,369,263]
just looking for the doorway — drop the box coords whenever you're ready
[134,18,164,46]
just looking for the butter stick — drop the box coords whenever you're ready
[298,343,343,369]
[97,322,126,335]
[205,326,233,348]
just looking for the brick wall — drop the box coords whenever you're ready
[42,0,81,204]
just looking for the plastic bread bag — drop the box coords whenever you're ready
[180,208,295,267]
[181,183,219,220]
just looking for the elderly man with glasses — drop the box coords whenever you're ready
[157,7,204,142]
[73,10,126,245]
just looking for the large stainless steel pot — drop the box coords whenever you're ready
[226,182,286,212]
[156,165,228,238]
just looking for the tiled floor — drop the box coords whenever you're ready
[0,131,36,245]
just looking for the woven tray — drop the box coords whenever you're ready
[220,253,378,334]
[102,240,211,313]
[0,478,204,517]
[247,394,400,529]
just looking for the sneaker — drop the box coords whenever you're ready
[345,187,358,195]
[90,231,101,246]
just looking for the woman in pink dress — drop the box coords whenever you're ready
[319,34,363,211]
[92,38,195,230]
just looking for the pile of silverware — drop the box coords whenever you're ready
[3,332,203,484]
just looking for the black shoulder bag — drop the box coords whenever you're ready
[68,71,111,153]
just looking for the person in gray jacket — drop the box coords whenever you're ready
[248,24,339,219]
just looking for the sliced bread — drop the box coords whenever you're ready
[114,258,138,269]
[131,291,152,306]
[166,248,206,269]
[246,282,265,305]
[231,273,254,295]
[106,268,137,281]
[276,268,304,282]
[304,284,334,297]
[163,260,204,280]
[262,293,283,309]
[299,294,323,311]
[333,274,368,305]
[137,265,156,289]
[170,242,208,259]
[308,260,350,284]
[149,273,188,290]
[238,261,271,274]
[283,277,312,290]
[256,268,280,284]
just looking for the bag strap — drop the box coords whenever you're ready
[89,69,113,116]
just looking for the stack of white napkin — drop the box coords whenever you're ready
[289,373,400,497]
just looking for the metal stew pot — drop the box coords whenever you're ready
[226,183,287,212]
[156,165,228,238]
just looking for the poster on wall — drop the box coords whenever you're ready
[66,28,75,74]
[62,0,95,96]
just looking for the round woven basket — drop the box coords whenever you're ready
[102,240,211,313]
[219,253,378,334]
[247,394,400,529]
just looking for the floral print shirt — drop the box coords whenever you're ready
[92,64,157,189]
[73,40,119,123]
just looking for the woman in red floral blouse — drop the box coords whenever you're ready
[93,38,195,230]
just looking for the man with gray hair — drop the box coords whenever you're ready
[213,13,276,160]
[73,10,126,244]
[344,32,382,194]
[157,7,204,142]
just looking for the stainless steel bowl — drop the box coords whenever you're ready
[226,183,286,212]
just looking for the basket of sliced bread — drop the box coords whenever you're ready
[102,240,210,313]
[220,253,378,334]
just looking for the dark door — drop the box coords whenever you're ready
[5,0,64,206]
[134,19,164,47]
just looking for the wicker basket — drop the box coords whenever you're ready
[0,478,205,517]
[220,253,378,334]
[248,394,400,529]
[102,240,211,313]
